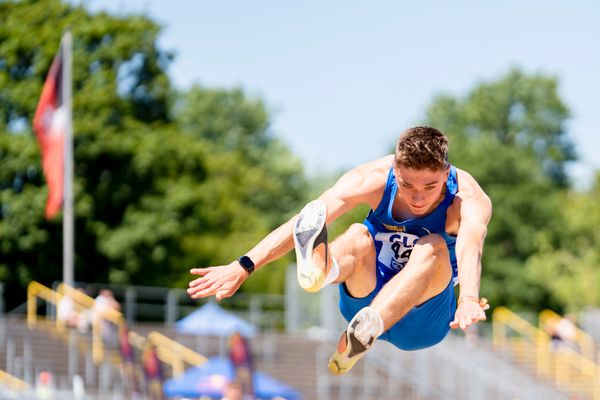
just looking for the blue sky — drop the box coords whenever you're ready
[86,0,599,186]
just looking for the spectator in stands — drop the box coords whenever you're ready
[188,126,492,375]
[57,287,90,334]
[550,313,579,352]
[93,289,121,344]
[58,293,77,326]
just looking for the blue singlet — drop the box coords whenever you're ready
[338,165,459,350]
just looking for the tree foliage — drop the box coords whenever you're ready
[0,0,308,309]
[423,68,575,311]
[526,173,600,312]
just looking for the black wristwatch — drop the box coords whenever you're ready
[237,255,255,275]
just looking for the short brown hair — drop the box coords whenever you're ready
[394,126,448,171]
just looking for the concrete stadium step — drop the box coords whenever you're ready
[0,316,89,387]
[0,316,123,395]
[1,311,569,400]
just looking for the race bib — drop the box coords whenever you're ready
[374,231,421,272]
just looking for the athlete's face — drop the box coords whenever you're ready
[394,165,449,216]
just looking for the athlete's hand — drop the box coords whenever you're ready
[450,297,489,330]
[187,261,248,301]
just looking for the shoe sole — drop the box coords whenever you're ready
[328,317,372,375]
[294,200,328,293]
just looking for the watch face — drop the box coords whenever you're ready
[238,256,254,272]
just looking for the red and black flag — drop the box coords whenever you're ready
[33,41,67,219]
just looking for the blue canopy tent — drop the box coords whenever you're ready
[175,302,257,338]
[163,357,301,399]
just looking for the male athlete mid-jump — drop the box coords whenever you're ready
[188,126,492,374]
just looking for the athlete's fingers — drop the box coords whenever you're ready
[216,281,242,301]
[188,282,224,299]
[187,284,211,298]
[450,313,462,328]
[187,279,213,295]
[188,278,222,295]
[216,290,232,301]
[189,267,212,276]
[464,313,485,329]
[188,289,213,299]
[450,307,487,330]
[472,308,487,321]
[188,275,210,288]
[449,317,460,329]
[463,312,475,329]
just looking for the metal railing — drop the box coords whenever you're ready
[147,331,206,376]
[27,281,207,378]
[56,283,124,364]
[28,281,122,364]
[48,281,287,332]
[493,306,600,399]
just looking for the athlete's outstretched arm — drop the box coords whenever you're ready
[449,170,492,330]
[187,156,392,301]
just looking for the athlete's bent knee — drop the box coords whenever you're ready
[345,223,373,249]
[331,223,374,262]
[414,234,448,258]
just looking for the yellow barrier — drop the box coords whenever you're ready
[56,283,124,364]
[539,309,595,361]
[0,369,29,391]
[27,281,58,329]
[493,306,600,399]
[148,331,207,377]
[27,281,208,377]
[28,281,124,364]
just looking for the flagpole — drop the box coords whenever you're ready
[62,31,74,287]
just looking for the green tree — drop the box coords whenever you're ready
[170,86,308,293]
[0,0,172,306]
[423,68,574,311]
[527,173,600,312]
[0,0,309,309]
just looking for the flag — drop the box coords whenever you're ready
[33,42,67,219]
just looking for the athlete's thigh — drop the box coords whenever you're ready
[408,234,453,305]
[383,280,456,351]
[331,223,377,298]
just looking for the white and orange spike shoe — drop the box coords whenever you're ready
[329,307,383,375]
[293,199,330,293]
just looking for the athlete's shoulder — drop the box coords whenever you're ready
[346,155,393,189]
[454,167,492,211]
[455,167,478,189]
[336,155,392,190]
[321,155,393,213]
[354,154,394,175]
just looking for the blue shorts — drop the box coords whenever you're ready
[338,270,456,351]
